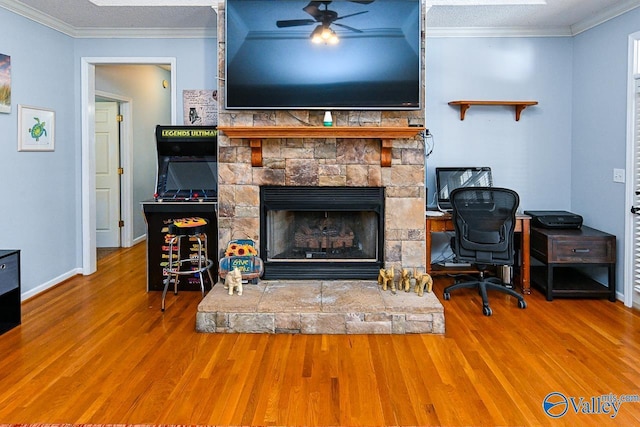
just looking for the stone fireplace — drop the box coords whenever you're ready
[215,2,427,277]
[194,4,445,335]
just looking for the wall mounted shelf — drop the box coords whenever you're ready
[448,100,538,121]
[219,126,424,167]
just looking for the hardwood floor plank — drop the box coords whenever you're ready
[1,243,640,425]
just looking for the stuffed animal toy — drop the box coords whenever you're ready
[224,267,243,296]
[377,267,395,292]
[400,268,411,292]
[413,268,433,297]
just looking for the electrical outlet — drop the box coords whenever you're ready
[613,168,625,183]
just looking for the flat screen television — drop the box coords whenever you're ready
[225,0,422,110]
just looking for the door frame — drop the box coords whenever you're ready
[95,92,132,249]
[81,57,177,275]
[623,32,640,308]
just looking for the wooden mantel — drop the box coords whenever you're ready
[218,126,425,167]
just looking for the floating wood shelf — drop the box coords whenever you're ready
[219,126,424,167]
[448,100,538,121]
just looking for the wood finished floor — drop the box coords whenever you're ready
[1,243,640,426]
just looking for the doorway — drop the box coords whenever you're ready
[81,57,177,275]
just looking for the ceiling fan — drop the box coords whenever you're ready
[276,0,374,44]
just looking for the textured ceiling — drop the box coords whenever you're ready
[1,0,639,37]
[427,0,636,30]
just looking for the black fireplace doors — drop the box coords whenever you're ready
[260,186,385,280]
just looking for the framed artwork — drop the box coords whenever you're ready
[183,89,218,126]
[18,105,55,151]
[0,53,10,114]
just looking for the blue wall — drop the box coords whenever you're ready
[0,7,217,297]
[424,36,573,212]
[424,7,640,297]
[571,7,640,296]
[2,4,639,300]
[0,9,77,296]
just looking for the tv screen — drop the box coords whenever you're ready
[225,0,422,110]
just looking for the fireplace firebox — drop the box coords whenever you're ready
[260,186,385,279]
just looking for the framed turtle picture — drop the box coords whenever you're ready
[18,105,55,151]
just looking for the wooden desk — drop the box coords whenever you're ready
[426,213,531,294]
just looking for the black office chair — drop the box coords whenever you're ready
[443,187,527,316]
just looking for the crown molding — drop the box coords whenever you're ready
[0,0,76,36]
[570,0,640,36]
[426,26,572,38]
[73,27,216,39]
[0,0,215,38]
[427,0,640,38]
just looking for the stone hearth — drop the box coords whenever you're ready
[196,280,444,334]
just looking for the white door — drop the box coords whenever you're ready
[95,101,121,248]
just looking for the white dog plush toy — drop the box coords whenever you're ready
[224,267,243,296]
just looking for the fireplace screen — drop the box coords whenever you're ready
[266,210,378,262]
[260,186,384,279]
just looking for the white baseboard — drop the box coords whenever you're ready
[22,268,83,301]
[133,234,146,245]
[22,237,147,301]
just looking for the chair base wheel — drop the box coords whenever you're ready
[518,299,527,309]
[483,305,492,316]
[443,292,451,300]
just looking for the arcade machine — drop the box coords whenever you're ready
[141,125,218,292]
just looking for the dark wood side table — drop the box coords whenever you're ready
[0,250,21,334]
[530,226,616,301]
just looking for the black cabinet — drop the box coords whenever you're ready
[0,250,21,334]
[141,202,218,292]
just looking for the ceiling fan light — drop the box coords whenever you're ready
[328,30,339,44]
[310,25,324,43]
[310,25,339,44]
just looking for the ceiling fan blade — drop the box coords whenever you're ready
[335,10,368,21]
[333,22,363,33]
[303,1,326,19]
[276,19,316,28]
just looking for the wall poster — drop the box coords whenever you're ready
[0,54,10,114]
[183,89,218,126]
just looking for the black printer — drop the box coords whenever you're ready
[524,210,583,229]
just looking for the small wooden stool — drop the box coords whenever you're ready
[162,217,215,311]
